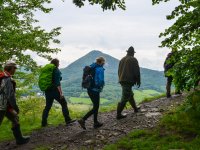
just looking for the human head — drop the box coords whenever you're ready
[4,62,18,75]
[96,56,106,66]
[51,58,59,68]
[127,46,136,56]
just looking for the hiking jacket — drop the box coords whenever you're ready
[52,68,62,87]
[118,55,140,86]
[0,71,19,112]
[90,63,105,92]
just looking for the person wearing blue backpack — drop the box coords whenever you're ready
[41,59,75,127]
[78,57,105,129]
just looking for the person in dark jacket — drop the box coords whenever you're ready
[41,59,75,127]
[78,57,105,129]
[164,51,181,98]
[0,62,30,145]
[117,46,141,119]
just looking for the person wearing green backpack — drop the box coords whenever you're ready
[40,59,75,127]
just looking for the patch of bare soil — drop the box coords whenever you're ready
[0,95,184,150]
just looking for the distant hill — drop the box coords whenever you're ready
[60,50,166,101]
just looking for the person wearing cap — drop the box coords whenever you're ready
[0,62,30,145]
[117,46,141,119]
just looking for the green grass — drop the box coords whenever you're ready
[69,97,109,105]
[134,90,163,103]
[0,98,88,142]
[0,90,164,142]
[104,91,200,150]
[104,129,200,150]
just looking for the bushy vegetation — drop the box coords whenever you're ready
[0,97,88,141]
[104,89,200,150]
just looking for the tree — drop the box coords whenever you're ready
[0,0,61,70]
[73,0,126,10]
[152,0,200,90]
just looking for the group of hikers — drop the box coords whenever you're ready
[0,46,178,145]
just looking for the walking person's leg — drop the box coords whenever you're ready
[92,92,103,128]
[117,84,129,119]
[55,95,75,125]
[41,91,54,127]
[166,76,173,98]
[78,90,101,129]
[6,110,30,145]
[128,88,139,113]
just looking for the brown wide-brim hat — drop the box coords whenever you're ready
[126,46,136,53]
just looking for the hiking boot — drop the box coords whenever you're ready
[134,107,141,113]
[66,119,76,125]
[78,119,86,130]
[166,94,171,98]
[116,102,126,120]
[129,99,140,113]
[12,125,30,145]
[175,91,182,95]
[94,122,103,129]
[116,114,127,120]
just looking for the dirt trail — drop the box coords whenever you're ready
[0,95,184,150]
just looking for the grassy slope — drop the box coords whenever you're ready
[0,89,163,142]
[104,91,200,150]
[69,97,109,104]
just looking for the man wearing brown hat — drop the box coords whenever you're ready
[0,62,30,145]
[117,46,141,119]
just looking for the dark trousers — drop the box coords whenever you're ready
[83,90,100,123]
[166,76,173,97]
[120,83,137,110]
[0,110,19,127]
[42,89,71,124]
[166,76,180,97]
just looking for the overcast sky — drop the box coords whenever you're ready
[32,0,179,70]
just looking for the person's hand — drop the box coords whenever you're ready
[14,105,20,114]
[60,95,64,100]
[137,82,141,88]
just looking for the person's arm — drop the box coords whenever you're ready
[53,69,63,98]
[133,59,141,87]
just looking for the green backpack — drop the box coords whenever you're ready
[38,64,56,91]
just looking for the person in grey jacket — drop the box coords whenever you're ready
[0,62,30,145]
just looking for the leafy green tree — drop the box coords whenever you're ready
[152,0,200,90]
[0,0,61,70]
[73,0,126,10]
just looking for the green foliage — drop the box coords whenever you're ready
[0,0,61,70]
[73,0,126,11]
[104,129,200,150]
[0,97,87,141]
[14,69,40,98]
[69,97,109,105]
[105,91,200,150]
[152,0,200,91]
